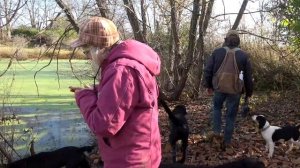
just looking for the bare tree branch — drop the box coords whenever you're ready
[0,143,11,163]
[0,57,13,78]
[55,0,79,33]
[34,26,73,96]
[45,12,62,29]
[0,131,21,161]
[212,9,277,19]
[232,0,249,30]
[0,0,28,28]
[239,29,281,42]
[123,0,146,43]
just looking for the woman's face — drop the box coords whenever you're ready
[83,46,108,73]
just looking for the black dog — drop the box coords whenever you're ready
[159,157,265,168]
[159,98,189,163]
[213,157,265,168]
[8,146,94,168]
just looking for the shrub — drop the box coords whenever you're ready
[11,27,39,39]
[243,43,300,91]
[0,46,86,60]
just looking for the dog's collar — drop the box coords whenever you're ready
[261,125,270,132]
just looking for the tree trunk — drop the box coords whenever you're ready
[194,0,214,98]
[0,28,3,40]
[171,0,201,100]
[6,25,11,39]
[123,0,146,43]
[166,26,174,90]
[26,0,37,28]
[95,0,107,18]
[2,0,25,40]
[169,0,181,88]
[232,0,249,30]
[141,0,147,38]
[55,0,79,33]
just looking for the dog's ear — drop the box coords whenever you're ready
[256,115,267,129]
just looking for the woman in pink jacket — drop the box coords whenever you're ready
[69,17,162,168]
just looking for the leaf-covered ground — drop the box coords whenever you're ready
[159,91,300,168]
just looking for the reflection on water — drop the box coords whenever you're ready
[1,107,94,160]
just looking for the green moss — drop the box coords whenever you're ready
[0,59,94,111]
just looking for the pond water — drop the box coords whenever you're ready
[1,107,94,160]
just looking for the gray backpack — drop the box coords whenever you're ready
[212,47,244,94]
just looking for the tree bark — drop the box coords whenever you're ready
[141,0,147,38]
[232,0,249,30]
[95,0,107,18]
[123,0,146,43]
[169,0,181,88]
[166,26,174,90]
[193,0,214,98]
[26,0,37,28]
[1,0,27,39]
[171,0,201,100]
[0,144,11,163]
[55,0,79,33]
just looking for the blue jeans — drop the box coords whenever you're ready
[212,91,241,144]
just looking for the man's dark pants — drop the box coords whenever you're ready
[212,91,241,144]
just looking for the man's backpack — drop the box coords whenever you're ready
[212,47,244,94]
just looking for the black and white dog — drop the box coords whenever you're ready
[159,98,189,163]
[8,146,94,168]
[252,115,300,158]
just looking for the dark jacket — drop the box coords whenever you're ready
[203,47,253,97]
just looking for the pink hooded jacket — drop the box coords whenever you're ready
[75,40,161,168]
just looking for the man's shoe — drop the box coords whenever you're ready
[221,141,234,151]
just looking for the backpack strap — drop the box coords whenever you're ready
[216,47,241,74]
[224,47,241,72]
[223,46,241,52]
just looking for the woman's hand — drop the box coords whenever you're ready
[69,85,94,93]
[69,86,83,93]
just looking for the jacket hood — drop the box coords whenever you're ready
[105,39,161,76]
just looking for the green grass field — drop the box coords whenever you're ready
[0,59,95,111]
